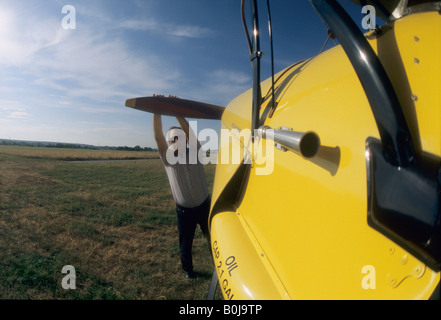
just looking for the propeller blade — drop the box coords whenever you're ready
[125,95,224,120]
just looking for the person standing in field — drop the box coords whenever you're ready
[153,114,211,280]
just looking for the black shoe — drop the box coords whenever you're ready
[184,271,197,280]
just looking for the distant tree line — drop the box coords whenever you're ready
[114,145,156,152]
[0,139,156,152]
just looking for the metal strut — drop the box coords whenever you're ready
[250,0,262,137]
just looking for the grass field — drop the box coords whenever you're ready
[0,145,159,161]
[0,145,218,299]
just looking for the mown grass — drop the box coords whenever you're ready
[0,147,218,299]
[0,145,158,161]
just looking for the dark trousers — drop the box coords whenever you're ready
[176,197,211,273]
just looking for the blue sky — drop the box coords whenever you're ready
[0,0,367,148]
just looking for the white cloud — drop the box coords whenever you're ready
[190,69,251,106]
[31,31,176,101]
[0,0,234,146]
[117,17,214,39]
[8,111,31,119]
[117,19,159,31]
[0,101,31,120]
[210,70,250,85]
[168,25,214,38]
[0,2,179,106]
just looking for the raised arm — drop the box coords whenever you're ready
[153,114,167,155]
[176,116,200,150]
[175,116,190,141]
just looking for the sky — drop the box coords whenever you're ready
[0,0,368,148]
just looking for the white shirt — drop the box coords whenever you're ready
[160,147,209,208]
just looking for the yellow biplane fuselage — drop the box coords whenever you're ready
[209,3,440,299]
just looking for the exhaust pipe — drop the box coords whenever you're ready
[260,126,320,158]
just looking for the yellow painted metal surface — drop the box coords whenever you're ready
[211,211,288,300]
[210,11,440,299]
